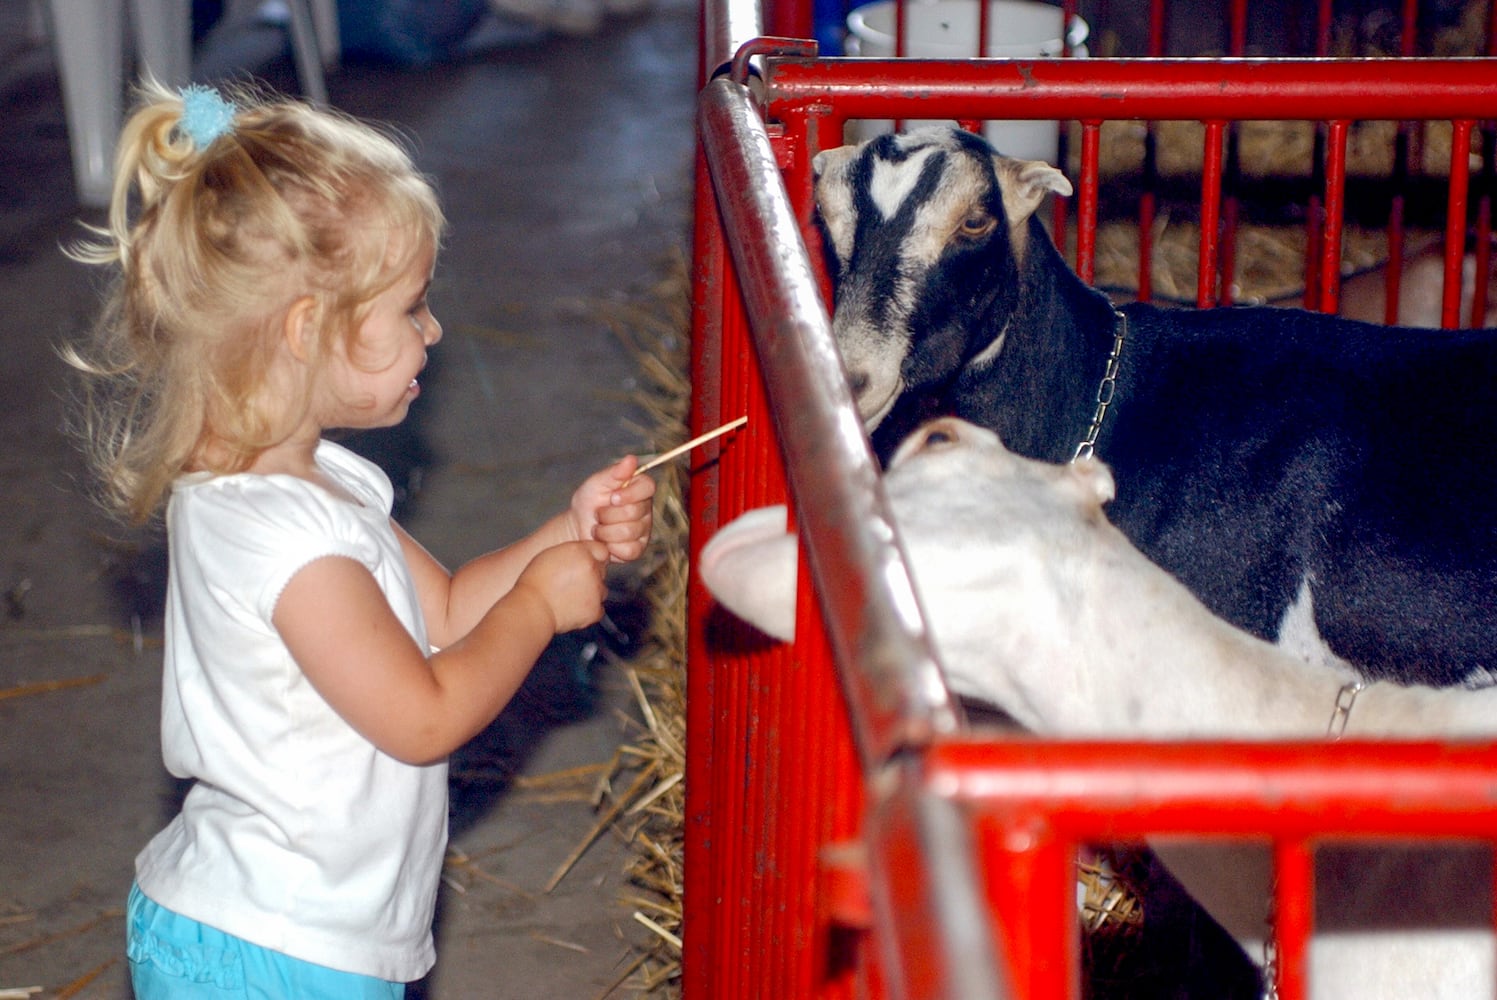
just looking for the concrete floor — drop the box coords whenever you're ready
[0,2,696,996]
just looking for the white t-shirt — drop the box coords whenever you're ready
[135,440,447,982]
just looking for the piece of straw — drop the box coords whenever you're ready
[544,764,658,893]
[0,674,107,703]
[628,416,747,482]
[54,958,117,1000]
[631,911,683,951]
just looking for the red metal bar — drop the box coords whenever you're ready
[1218,0,1247,306]
[1074,122,1101,283]
[1486,0,1497,327]
[1198,120,1225,307]
[806,612,865,997]
[927,739,1497,839]
[718,209,759,994]
[700,79,960,768]
[1478,0,1495,329]
[762,58,1497,123]
[931,738,1497,999]
[1050,0,1078,243]
[685,143,727,1000]
[1317,120,1349,315]
[864,759,1013,1000]
[767,0,812,42]
[980,819,1075,1000]
[1444,120,1476,328]
[1139,0,1164,296]
[1149,0,1166,55]
[1395,0,1430,326]
[1273,839,1313,1000]
[1373,0,1422,325]
[695,76,975,999]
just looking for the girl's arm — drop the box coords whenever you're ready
[274,538,608,766]
[273,455,655,765]
[408,454,655,649]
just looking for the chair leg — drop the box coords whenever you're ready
[308,0,339,70]
[283,0,328,104]
[47,0,126,207]
[130,0,193,89]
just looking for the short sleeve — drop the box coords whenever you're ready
[170,474,386,626]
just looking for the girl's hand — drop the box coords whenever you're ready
[513,540,611,634]
[568,456,656,564]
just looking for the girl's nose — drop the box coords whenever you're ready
[424,314,443,347]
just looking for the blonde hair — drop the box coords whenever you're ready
[63,79,445,524]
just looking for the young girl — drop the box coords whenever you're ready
[64,81,656,997]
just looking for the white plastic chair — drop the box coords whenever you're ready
[40,0,339,207]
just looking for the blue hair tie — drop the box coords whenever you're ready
[179,84,237,149]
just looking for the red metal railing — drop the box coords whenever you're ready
[688,10,1497,1000]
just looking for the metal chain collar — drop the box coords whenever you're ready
[1261,680,1370,999]
[1262,925,1279,1000]
[1073,309,1128,462]
[1327,681,1365,740]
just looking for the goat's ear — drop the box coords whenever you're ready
[699,506,799,642]
[1069,456,1116,506]
[812,143,859,180]
[994,157,1074,226]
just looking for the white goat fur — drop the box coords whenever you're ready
[698,417,1497,999]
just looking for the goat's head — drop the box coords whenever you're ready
[699,417,1116,721]
[812,126,1072,428]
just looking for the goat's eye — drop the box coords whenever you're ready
[958,214,996,238]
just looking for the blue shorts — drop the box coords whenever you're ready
[126,884,405,999]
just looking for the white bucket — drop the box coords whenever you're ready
[844,0,1089,163]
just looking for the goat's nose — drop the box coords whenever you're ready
[847,371,870,396]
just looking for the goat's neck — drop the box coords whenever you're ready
[1055,546,1344,737]
[1341,679,1497,738]
[1058,547,1497,740]
[963,224,1122,464]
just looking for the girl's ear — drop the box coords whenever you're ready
[282,296,320,363]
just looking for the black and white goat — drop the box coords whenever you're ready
[812,125,1497,689]
[701,417,1497,1000]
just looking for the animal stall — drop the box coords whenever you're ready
[685,0,1497,997]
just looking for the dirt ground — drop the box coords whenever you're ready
[0,1,696,996]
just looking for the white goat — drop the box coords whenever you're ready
[699,417,1497,1000]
